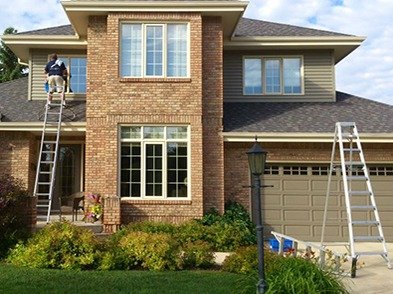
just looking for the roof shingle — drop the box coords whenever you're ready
[0,77,85,123]
[224,92,393,133]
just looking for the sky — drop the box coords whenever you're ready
[0,0,392,105]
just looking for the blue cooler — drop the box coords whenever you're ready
[269,238,293,252]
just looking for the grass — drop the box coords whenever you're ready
[0,264,243,294]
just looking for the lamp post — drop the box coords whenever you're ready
[247,138,268,294]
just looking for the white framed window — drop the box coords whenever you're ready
[243,56,303,95]
[120,126,190,199]
[58,55,87,94]
[121,23,189,78]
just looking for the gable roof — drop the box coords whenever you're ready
[234,18,351,37]
[14,17,350,38]
[224,92,393,134]
[16,25,75,36]
[0,77,85,123]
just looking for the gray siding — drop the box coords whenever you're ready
[223,50,335,102]
[30,49,87,100]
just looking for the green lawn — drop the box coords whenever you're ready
[0,264,245,294]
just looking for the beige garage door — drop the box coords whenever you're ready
[262,165,393,242]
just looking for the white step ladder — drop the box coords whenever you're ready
[33,92,64,223]
[321,122,391,277]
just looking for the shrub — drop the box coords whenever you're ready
[182,240,214,269]
[6,222,99,270]
[0,176,30,259]
[175,220,210,245]
[104,231,183,271]
[223,246,348,294]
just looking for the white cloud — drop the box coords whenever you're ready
[1,0,392,105]
[0,0,68,33]
[245,0,393,105]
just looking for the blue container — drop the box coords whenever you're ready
[269,238,293,252]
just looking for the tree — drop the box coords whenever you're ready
[0,27,27,83]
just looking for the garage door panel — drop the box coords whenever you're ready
[284,210,311,221]
[262,164,393,242]
[283,180,309,191]
[284,225,311,237]
[283,194,309,206]
[312,195,339,206]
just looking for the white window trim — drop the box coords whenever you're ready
[118,125,191,200]
[55,54,87,95]
[242,55,304,96]
[120,22,190,79]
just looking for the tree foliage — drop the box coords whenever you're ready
[0,27,27,83]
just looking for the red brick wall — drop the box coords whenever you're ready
[0,131,36,192]
[202,16,224,214]
[86,13,226,227]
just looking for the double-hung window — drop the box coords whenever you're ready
[120,126,189,199]
[243,56,302,95]
[121,23,188,78]
[59,56,87,94]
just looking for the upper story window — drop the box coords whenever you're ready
[59,56,87,94]
[243,56,303,95]
[120,126,190,199]
[121,23,189,78]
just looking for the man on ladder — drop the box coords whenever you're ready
[44,53,67,107]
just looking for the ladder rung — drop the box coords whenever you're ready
[43,141,57,144]
[37,204,50,208]
[39,171,52,174]
[349,190,372,196]
[37,182,51,185]
[344,161,363,166]
[42,151,55,153]
[40,161,54,164]
[351,205,375,210]
[355,251,388,256]
[343,148,361,152]
[341,133,357,139]
[352,221,379,226]
[353,236,383,242]
[347,176,368,181]
[47,112,61,115]
[35,193,50,196]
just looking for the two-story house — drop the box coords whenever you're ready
[1,0,393,241]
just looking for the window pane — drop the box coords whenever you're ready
[167,24,188,77]
[145,144,163,196]
[68,57,87,94]
[121,126,141,139]
[244,58,262,94]
[283,58,301,94]
[167,126,188,139]
[143,126,164,139]
[121,24,142,77]
[120,142,141,197]
[265,59,281,94]
[167,142,188,198]
[146,26,163,76]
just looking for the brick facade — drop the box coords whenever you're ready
[224,142,393,210]
[85,13,224,229]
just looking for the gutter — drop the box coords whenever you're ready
[222,132,393,143]
[0,122,86,132]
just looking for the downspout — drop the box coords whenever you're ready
[17,58,29,66]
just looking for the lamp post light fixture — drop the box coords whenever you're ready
[246,137,268,294]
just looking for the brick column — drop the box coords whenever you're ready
[102,196,121,233]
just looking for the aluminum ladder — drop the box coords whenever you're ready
[33,90,64,223]
[321,122,391,277]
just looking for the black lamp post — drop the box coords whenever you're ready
[247,138,268,294]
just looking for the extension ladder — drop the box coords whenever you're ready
[33,89,64,223]
[321,122,391,277]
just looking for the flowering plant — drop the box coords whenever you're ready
[84,193,102,223]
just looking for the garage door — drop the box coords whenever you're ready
[261,165,393,242]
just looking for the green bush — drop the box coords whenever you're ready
[182,240,214,269]
[175,220,210,245]
[104,231,183,271]
[6,222,99,270]
[223,246,348,294]
[0,176,30,259]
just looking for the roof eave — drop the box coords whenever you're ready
[0,122,86,133]
[224,36,366,63]
[61,0,249,38]
[223,132,393,143]
[1,35,87,63]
